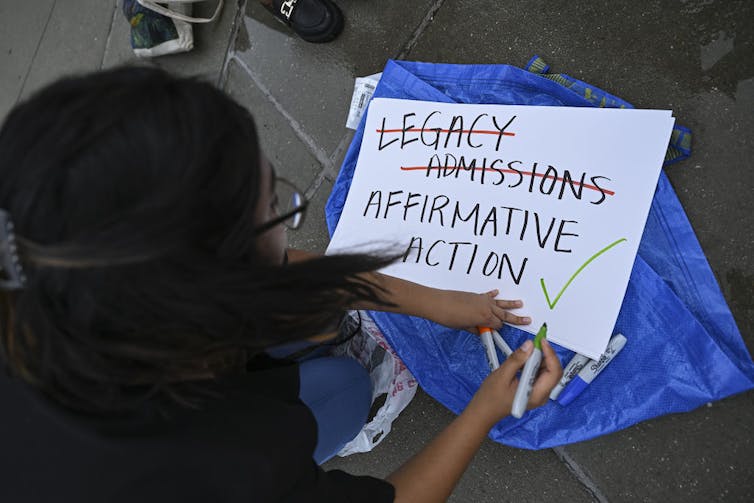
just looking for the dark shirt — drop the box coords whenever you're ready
[0,358,395,502]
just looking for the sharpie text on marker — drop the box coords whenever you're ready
[549,353,591,400]
[478,326,500,372]
[556,333,627,406]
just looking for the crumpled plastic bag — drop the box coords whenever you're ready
[325,59,754,449]
[332,311,418,456]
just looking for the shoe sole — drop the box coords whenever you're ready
[298,0,344,43]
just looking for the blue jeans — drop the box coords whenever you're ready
[298,357,372,464]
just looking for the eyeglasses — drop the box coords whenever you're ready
[255,177,308,233]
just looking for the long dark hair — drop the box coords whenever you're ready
[0,67,392,414]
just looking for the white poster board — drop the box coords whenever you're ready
[327,98,675,359]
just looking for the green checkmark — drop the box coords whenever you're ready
[540,237,628,309]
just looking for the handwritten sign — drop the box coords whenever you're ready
[328,98,675,359]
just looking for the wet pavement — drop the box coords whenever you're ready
[2,0,753,501]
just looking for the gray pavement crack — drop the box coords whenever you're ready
[15,0,57,106]
[100,0,120,70]
[325,132,354,179]
[396,0,447,60]
[218,0,249,88]
[229,53,333,176]
[553,446,610,503]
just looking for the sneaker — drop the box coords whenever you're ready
[268,0,344,43]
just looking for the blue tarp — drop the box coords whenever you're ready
[325,59,754,449]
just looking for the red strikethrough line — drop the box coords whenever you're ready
[376,128,515,136]
[399,166,615,196]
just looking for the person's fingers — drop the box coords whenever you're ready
[484,292,530,325]
[501,310,531,325]
[495,298,523,310]
[539,339,562,379]
[489,305,509,328]
[489,298,530,326]
[498,339,533,380]
[528,339,563,406]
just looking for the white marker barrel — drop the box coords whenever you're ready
[549,353,591,400]
[492,329,513,358]
[510,347,542,418]
[480,329,499,371]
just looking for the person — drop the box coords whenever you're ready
[0,67,562,502]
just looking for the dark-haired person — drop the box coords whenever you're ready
[0,67,562,503]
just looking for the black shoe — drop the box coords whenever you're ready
[269,0,344,43]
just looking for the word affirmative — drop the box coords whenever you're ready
[363,188,579,285]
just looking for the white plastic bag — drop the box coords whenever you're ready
[331,310,417,456]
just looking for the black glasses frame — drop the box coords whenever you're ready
[254,177,309,234]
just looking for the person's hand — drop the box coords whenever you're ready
[465,338,563,426]
[357,275,530,331]
[433,288,531,332]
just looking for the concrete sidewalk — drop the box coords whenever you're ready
[2,0,753,501]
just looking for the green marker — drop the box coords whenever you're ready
[511,323,547,418]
